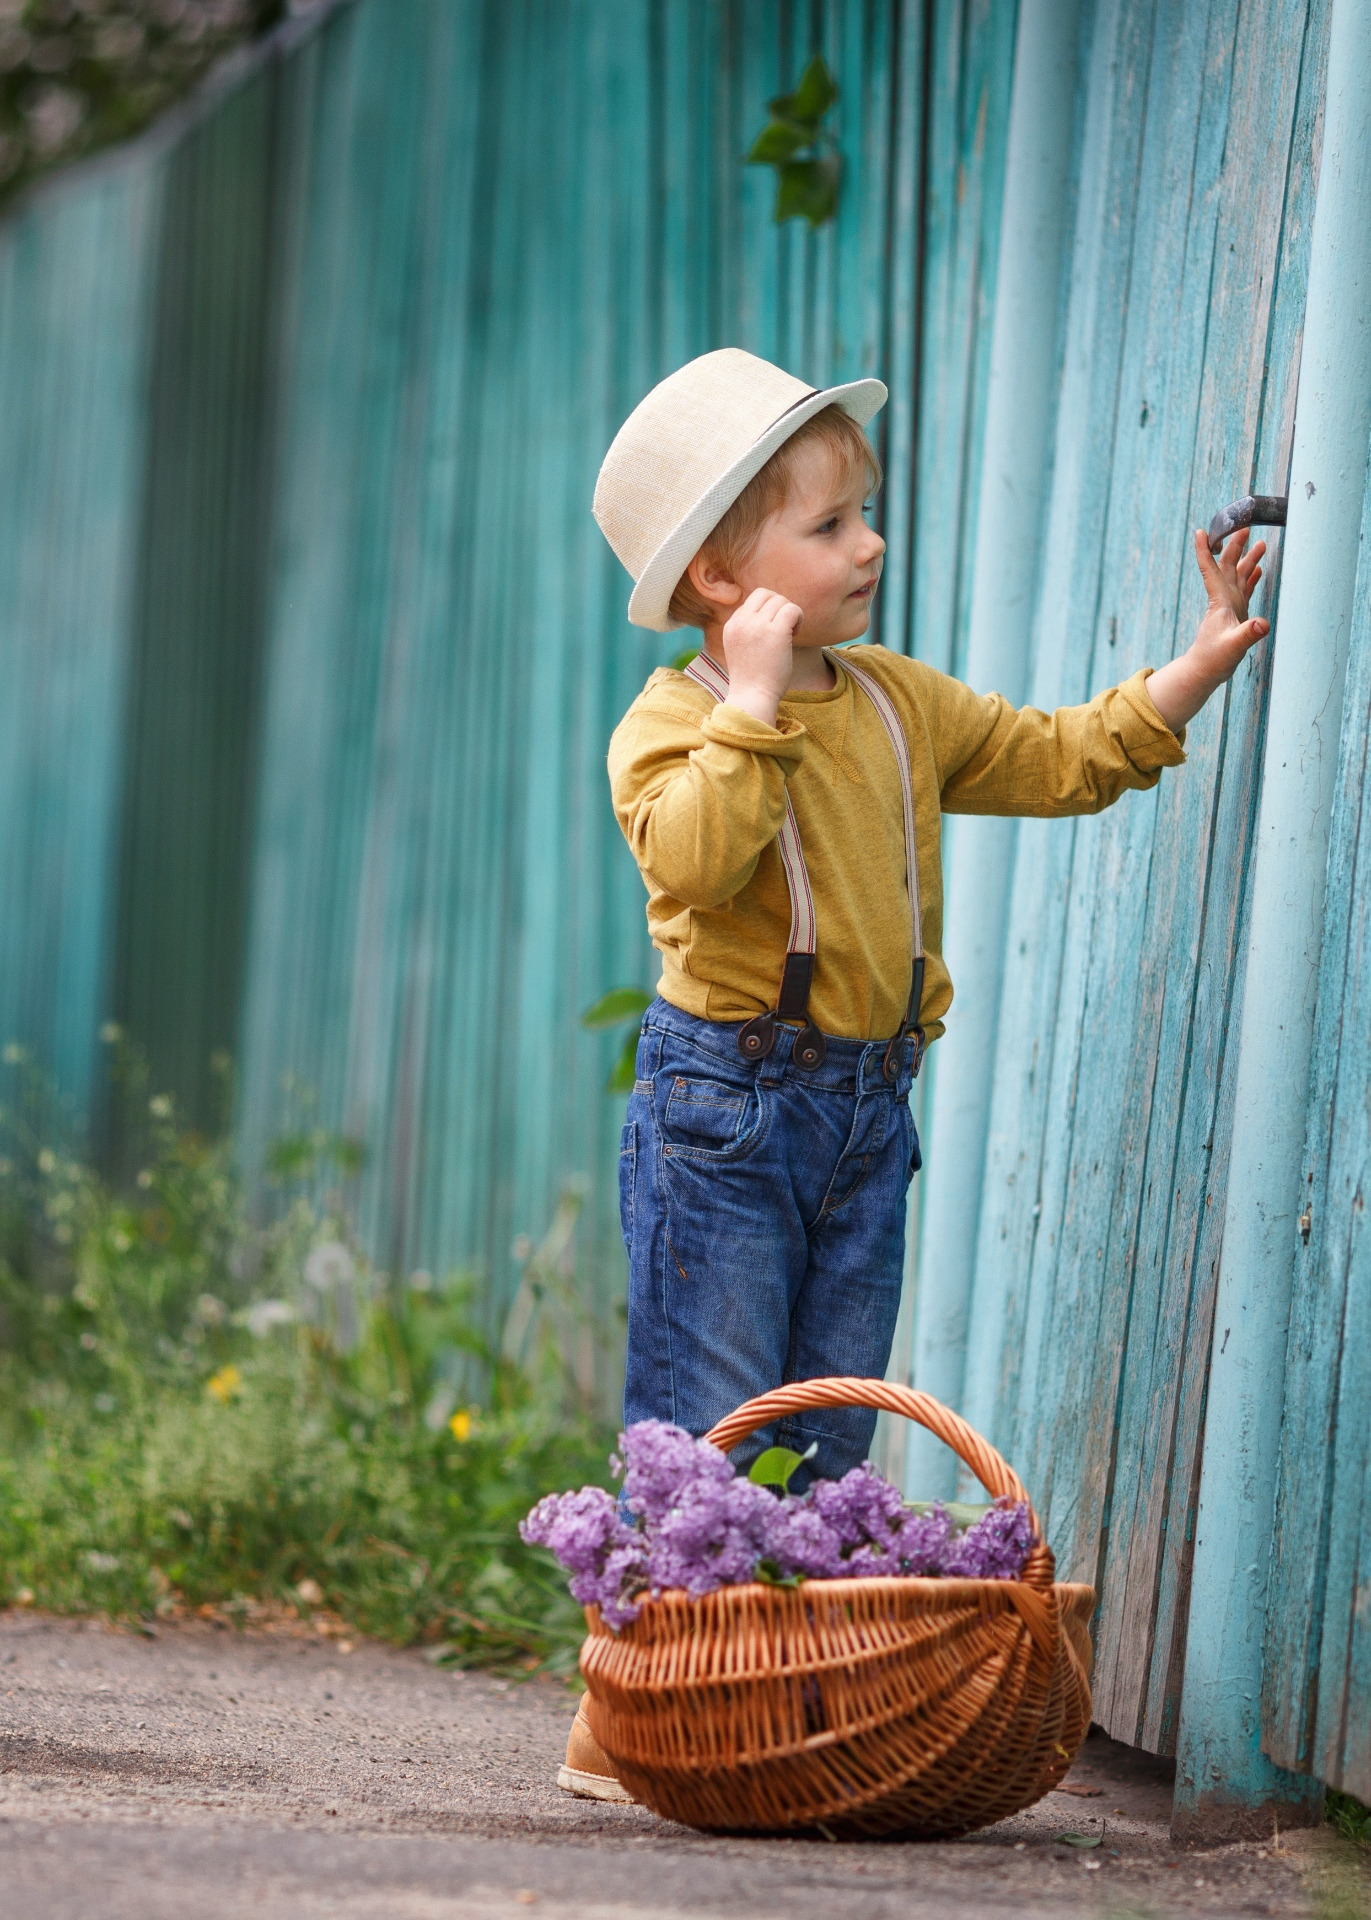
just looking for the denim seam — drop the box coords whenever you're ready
[814,1089,893,1220]
[618,1120,636,1255]
[657,1140,679,1428]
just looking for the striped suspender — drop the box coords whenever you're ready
[684,649,926,1079]
[841,656,928,1075]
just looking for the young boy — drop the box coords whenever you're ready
[595,343,1265,1469]
[558,346,1266,1798]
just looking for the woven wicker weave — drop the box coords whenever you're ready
[578,1378,1094,1838]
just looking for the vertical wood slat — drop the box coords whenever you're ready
[1263,453,1371,1803]
[0,170,158,1114]
[1260,2,1371,1796]
[908,0,1017,682]
[112,67,282,1138]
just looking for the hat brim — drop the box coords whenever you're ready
[626,376,889,632]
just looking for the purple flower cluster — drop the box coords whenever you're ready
[521,1420,1035,1628]
[520,1484,649,1629]
[940,1495,1036,1579]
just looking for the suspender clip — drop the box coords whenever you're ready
[737,1010,777,1061]
[882,1024,926,1084]
[792,1021,827,1070]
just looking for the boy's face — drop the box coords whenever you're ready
[697,439,886,647]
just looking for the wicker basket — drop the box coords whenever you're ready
[578,1378,1094,1838]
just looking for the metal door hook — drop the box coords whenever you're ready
[1207,494,1288,551]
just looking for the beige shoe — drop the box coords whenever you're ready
[556,1695,635,1803]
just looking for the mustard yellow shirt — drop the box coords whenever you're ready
[607,645,1186,1043]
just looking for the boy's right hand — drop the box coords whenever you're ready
[719,589,803,728]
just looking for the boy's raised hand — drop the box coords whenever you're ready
[718,588,804,728]
[1145,528,1271,733]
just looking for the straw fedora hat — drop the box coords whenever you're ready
[594,348,887,631]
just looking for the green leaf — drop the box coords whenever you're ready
[669,645,700,671]
[748,1441,817,1492]
[773,153,842,229]
[769,54,839,130]
[746,118,813,165]
[606,1029,640,1095]
[581,987,653,1031]
[907,1498,994,1532]
[1053,1832,1103,1849]
[754,1557,804,1588]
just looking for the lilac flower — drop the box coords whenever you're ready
[890,1502,956,1575]
[615,1418,732,1525]
[940,1497,1035,1580]
[522,1420,1036,1628]
[809,1460,906,1552]
[520,1484,648,1627]
[764,1499,844,1579]
[647,1474,778,1595]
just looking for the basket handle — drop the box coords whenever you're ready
[703,1376,1055,1590]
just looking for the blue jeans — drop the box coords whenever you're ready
[620,997,921,1483]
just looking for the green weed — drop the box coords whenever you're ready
[0,1040,614,1676]
[1327,1789,1371,1849]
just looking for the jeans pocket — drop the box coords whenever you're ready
[660,1072,763,1159]
[618,1120,637,1252]
[906,1102,923,1178]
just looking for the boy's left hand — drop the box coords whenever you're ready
[1145,529,1270,732]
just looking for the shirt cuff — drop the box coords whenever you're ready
[1123,668,1187,764]
[701,702,808,768]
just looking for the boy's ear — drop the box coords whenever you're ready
[685,551,744,616]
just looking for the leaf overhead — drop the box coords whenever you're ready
[606,1029,640,1094]
[774,154,842,229]
[745,54,842,228]
[768,54,839,130]
[747,119,813,166]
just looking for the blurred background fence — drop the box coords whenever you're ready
[0,0,1014,1378]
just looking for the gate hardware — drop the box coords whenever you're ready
[1207,494,1288,552]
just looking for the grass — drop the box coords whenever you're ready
[1326,1789,1371,1849]
[0,1037,616,1676]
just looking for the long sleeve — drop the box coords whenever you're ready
[924,665,1186,817]
[607,651,1190,1044]
[608,686,808,908]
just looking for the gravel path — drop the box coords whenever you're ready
[0,1612,1359,1919]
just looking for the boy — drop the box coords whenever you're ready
[556,347,1265,1795]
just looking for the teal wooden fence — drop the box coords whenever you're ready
[3,0,1369,1822]
[944,0,1328,1765]
[901,0,1371,1821]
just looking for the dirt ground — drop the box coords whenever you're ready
[1,1612,1364,1920]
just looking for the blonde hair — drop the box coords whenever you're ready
[667,404,883,630]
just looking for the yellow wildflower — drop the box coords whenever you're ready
[206,1365,242,1403]
[449,1408,474,1442]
